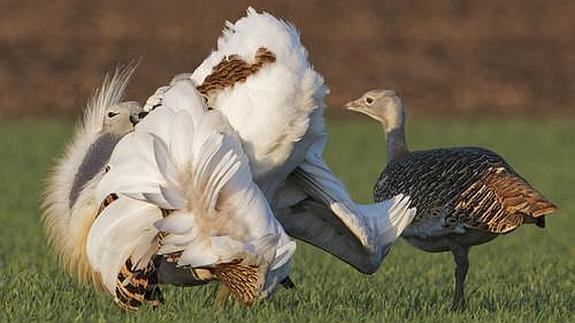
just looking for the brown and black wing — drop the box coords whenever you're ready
[374,147,557,234]
[196,47,276,101]
[453,166,557,233]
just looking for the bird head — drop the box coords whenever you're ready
[345,89,404,130]
[102,102,144,136]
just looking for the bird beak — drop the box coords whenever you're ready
[344,99,362,112]
[130,111,148,126]
[129,114,140,126]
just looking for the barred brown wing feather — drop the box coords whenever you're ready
[96,196,164,310]
[454,167,557,233]
[374,147,557,233]
[374,148,497,221]
[196,47,276,99]
[210,259,264,305]
[114,258,163,311]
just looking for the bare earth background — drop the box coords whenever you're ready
[1,0,574,118]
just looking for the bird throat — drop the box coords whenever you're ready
[385,126,408,164]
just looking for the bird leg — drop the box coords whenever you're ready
[444,239,470,311]
[214,283,231,308]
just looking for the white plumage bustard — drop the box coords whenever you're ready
[145,8,416,274]
[88,80,295,308]
[42,64,142,284]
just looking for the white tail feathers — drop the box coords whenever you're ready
[91,80,294,299]
[87,198,162,294]
[357,194,416,255]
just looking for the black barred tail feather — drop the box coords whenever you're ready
[114,258,163,311]
[209,259,264,306]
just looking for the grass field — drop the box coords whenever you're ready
[0,117,573,322]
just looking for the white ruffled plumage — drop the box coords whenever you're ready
[189,8,322,187]
[88,80,295,305]
[45,7,416,310]
[42,64,141,284]
[149,7,416,273]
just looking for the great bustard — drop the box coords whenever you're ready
[145,7,416,274]
[345,89,557,310]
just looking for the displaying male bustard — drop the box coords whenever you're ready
[345,89,557,310]
[146,7,416,274]
[44,9,416,310]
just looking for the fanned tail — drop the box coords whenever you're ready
[86,197,162,303]
[95,80,294,305]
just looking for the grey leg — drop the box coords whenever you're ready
[444,240,470,311]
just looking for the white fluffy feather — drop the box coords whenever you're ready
[42,63,137,283]
[189,8,416,273]
[87,197,162,293]
[92,80,295,299]
[190,7,328,191]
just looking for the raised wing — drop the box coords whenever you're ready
[189,7,328,181]
[275,146,416,274]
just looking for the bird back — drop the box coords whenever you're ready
[189,7,328,181]
[374,147,557,233]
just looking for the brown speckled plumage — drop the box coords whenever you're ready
[196,47,276,99]
[209,259,263,305]
[114,258,163,311]
[374,147,556,234]
[97,194,265,307]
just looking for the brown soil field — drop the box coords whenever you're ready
[1,0,574,118]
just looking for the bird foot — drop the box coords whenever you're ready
[450,298,466,312]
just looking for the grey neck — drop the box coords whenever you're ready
[384,121,408,163]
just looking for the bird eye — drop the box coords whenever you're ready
[107,112,118,118]
[365,97,374,104]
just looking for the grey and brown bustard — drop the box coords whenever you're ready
[345,89,557,311]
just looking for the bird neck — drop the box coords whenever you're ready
[383,109,408,163]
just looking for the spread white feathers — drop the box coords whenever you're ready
[42,64,139,283]
[89,80,295,297]
[170,7,415,273]
[145,7,328,195]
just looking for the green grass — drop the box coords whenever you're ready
[0,117,573,322]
